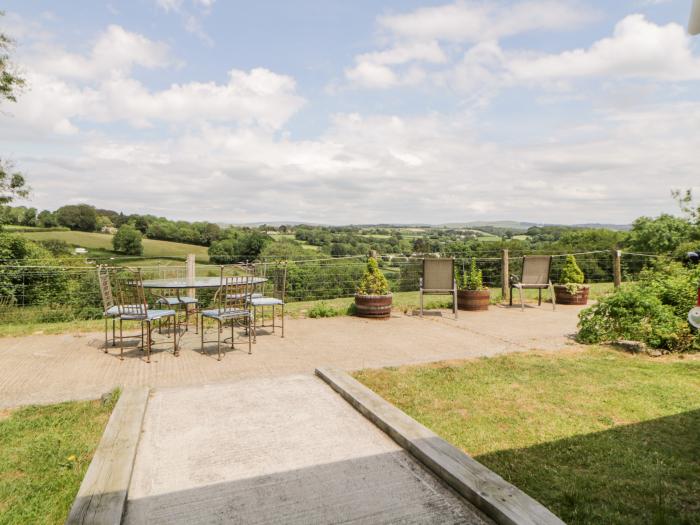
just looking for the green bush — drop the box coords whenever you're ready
[577,261,700,352]
[112,225,143,255]
[559,254,585,285]
[307,302,341,318]
[357,257,390,296]
[459,258,484,290]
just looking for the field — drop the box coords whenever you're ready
[18,230,210,262]
[0,392,118,524]
[267,231,320,251]
[355,348,700,525]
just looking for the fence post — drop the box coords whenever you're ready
[186,254,196,301]
[501,249,509,303]
[612,249,622,288]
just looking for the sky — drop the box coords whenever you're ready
[1,0,699,225]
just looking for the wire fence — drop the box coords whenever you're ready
[0,249,667,324]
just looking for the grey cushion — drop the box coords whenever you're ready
[251,297,284,306]
[202,308,251,320]
[120,309,176,321]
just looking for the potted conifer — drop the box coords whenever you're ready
[554,254,590,305]
[354,257,392,319]
[457,258,490,311]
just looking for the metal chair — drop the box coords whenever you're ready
[200,267,255,360]
[154,266,199,333]
[113,268,179,363]
[510,255,556,311]
[97,265,119,349]
[419,258,458,318]
[251,262,286,338]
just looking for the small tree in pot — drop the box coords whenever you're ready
[354,257,392,319]
[554,255,589,305]
[457,258,490,311]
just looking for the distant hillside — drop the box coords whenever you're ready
[441,221,631,232]
[223,220,631,231]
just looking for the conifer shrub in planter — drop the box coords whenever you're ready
[354,257,392,319]
[457,258,490,311]
[554,255,589,305]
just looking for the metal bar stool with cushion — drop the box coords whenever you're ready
[200,267,255,360]
[509,255,556,311]
[251,262,286,338]
[419,258,458,318]
[113,268,179,363]
[155,266,199,333]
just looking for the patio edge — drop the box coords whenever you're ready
[315,367,564,525]
[65,386,150,525]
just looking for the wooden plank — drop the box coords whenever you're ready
[316,368,564,525]
[66,387,150,525]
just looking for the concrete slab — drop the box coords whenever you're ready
[123,375,493,524]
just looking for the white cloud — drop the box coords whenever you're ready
[508,15,700,81]
[345,0,594,89]
[378,0,594,43]
[4,24,305,134]
[28,25,174,81]
[7,67,305,135]
[13,101,700,224]
[154,0,215,43]
[345,41,446,88]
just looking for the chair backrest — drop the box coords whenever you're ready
[215,266,252,313]
[97,266,115,312]
[423,258,455,290]
[268,262,287,301]
[520,255,552,285]
[114,268,148,318]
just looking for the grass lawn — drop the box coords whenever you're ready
[0,393,118,524]
[354,348,700,525]
[19,230,210,262]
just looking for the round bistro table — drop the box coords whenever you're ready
[141,277,266,290]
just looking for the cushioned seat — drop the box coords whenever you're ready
[105,305,141,316]
[251,297,283,307]
[120,309,177,321]
[201,308,251,320]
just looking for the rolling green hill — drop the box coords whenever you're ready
[18,230,210,262]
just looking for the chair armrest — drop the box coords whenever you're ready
[509,274,520,285]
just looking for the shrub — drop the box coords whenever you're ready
[577,261,700,352]
[357,257,390,296]
[559,255,585,285]
[112,225,143,255]
[459,258,484,291]
[307,302,340,318]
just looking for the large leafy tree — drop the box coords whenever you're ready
[112,224,144,255]
[1,14,29,212]
[55,204,98,232]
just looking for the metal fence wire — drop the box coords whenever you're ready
[0,249,664,324]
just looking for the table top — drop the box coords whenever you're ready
[141,277,266,289]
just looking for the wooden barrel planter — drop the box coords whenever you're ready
[354,294,392,319]
[457,289,490,311]
[554,285,590,305]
